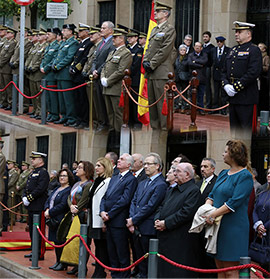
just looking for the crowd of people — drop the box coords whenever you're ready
[0,137,270,278]
[0,1,269,137]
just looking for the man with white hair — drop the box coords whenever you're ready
[100,153,137,278]
[131,153,147,183]
[155,162,201,278]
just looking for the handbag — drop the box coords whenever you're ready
[248,236,270,265]
[45,217,60,231]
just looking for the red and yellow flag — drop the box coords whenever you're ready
[137,0,157,126]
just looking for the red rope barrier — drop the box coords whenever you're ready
[40,82,88,92]
[0,81,13,92]
[0,201,28,216]
[159,254,270,277]
[36,226,147,272]
[2,201,23,211]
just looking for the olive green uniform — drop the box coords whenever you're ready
[0,37,17,107]
[8,168,19,211]
[0,151,6,234]
[10,38,33,112]
[101,46,132,132]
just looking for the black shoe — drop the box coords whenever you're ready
[4,106,11,110]
[35,115,41,120]
[54,118,67,124]
[27,111,34,115]
[67,266,78,275]
[47,117,59,123]
[67,122,77,127]
[30,114,37,118]
[53,263,67,271]
[23,109,29,113]
[0,231,2,237]
[49,262,59,269]
[46,115,52,121]
[24,252,32,258]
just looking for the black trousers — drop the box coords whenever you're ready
[229,103,254,130]
[74,83,89,126]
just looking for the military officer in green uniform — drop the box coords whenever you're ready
[7,160,19,224]
[40,27,61,122]
[0,27,17,110]
[0,25,8,109]
[25,30,39,116]
[82,27,102,127]
[52,24,79,126]
[142,2,176,130]
[9,27,33,113]
[101,28,132,135]
[27,28,48,120]
[0,138,6,236]
[15,161,31,223]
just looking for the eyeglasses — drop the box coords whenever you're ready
[59,175,68,177]
[143,162,157,166]
[216,40,223,43]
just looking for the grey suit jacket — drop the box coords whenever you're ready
[91,37,115,75]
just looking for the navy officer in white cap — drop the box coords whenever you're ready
[23,151,49,260]
[221,21,262,133]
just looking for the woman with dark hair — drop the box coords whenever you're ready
[59,161,94,275]
[204,140,253,278]
[44,168,74,270]
[88,157,113,278]
[251,166,270,269]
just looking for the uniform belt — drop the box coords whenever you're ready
[229,77,240,84]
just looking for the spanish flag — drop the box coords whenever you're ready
[137,0,157,126]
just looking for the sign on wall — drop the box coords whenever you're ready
[46,2,68,19]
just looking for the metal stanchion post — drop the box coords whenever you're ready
[189,70,199,131]
[9,191,15,232]
[78,224,88,279]
[29,214,41,270]
[40,79,47,125]
[166,72,175,132]
[12,74,18,116]
[89,75,93,132]
[239,257,251,279]
[148,239,159,279]
[260,110,269,136]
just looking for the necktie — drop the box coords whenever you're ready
[218,48,222,60]
[200,179,207,193]
[99,40,105,50]
[144,178,151,190]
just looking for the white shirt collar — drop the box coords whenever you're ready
[134,168,144,177]
[204,174,214,184]
[120,169,129,177]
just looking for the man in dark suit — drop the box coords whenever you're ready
[221,21,262,134]
[202,31,215,109]
[69,23,93,129]
[91,21,115,132]
[210,36,230,115]
[187,42,208,115]
[196,157,217,278]
[127,153,167,278]
[105,151,119,176]
[100,153,137,278]
[196,158,217,207]
[154,162,201,278]
[183,34,194,55]
[131,153,147,183]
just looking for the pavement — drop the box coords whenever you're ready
[0,222,106,278]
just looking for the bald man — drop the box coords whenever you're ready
[155,163,201,278]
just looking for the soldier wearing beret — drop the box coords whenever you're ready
[0,27,17,110]
[142,1,176,130]
[23,151,49,260]
[52,24,79,126]
[40,28,61,122]
[0,138,6,236]
[15,161,31,223]
[222,21,262,133]
[101,28,132,138]
[70,23,93,129]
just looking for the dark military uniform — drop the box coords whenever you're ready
[53,36,79,125]
[70,36,93,128]
[128,42,143,128]
[222,41,262,129]
[23,161,49,258]
[40,39,60,121]
[0,35,16,108]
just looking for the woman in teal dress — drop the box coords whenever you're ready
[205,140,253,278]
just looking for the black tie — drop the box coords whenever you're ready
[218,48,222,60]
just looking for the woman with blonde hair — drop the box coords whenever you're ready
[87,157,113,278]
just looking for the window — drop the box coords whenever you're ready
[16,138,26,167]
[175,0,200,47]
[61,133,76,170]
[99,1,116,25]
[133,0,152,33]
[37,136,49,169]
